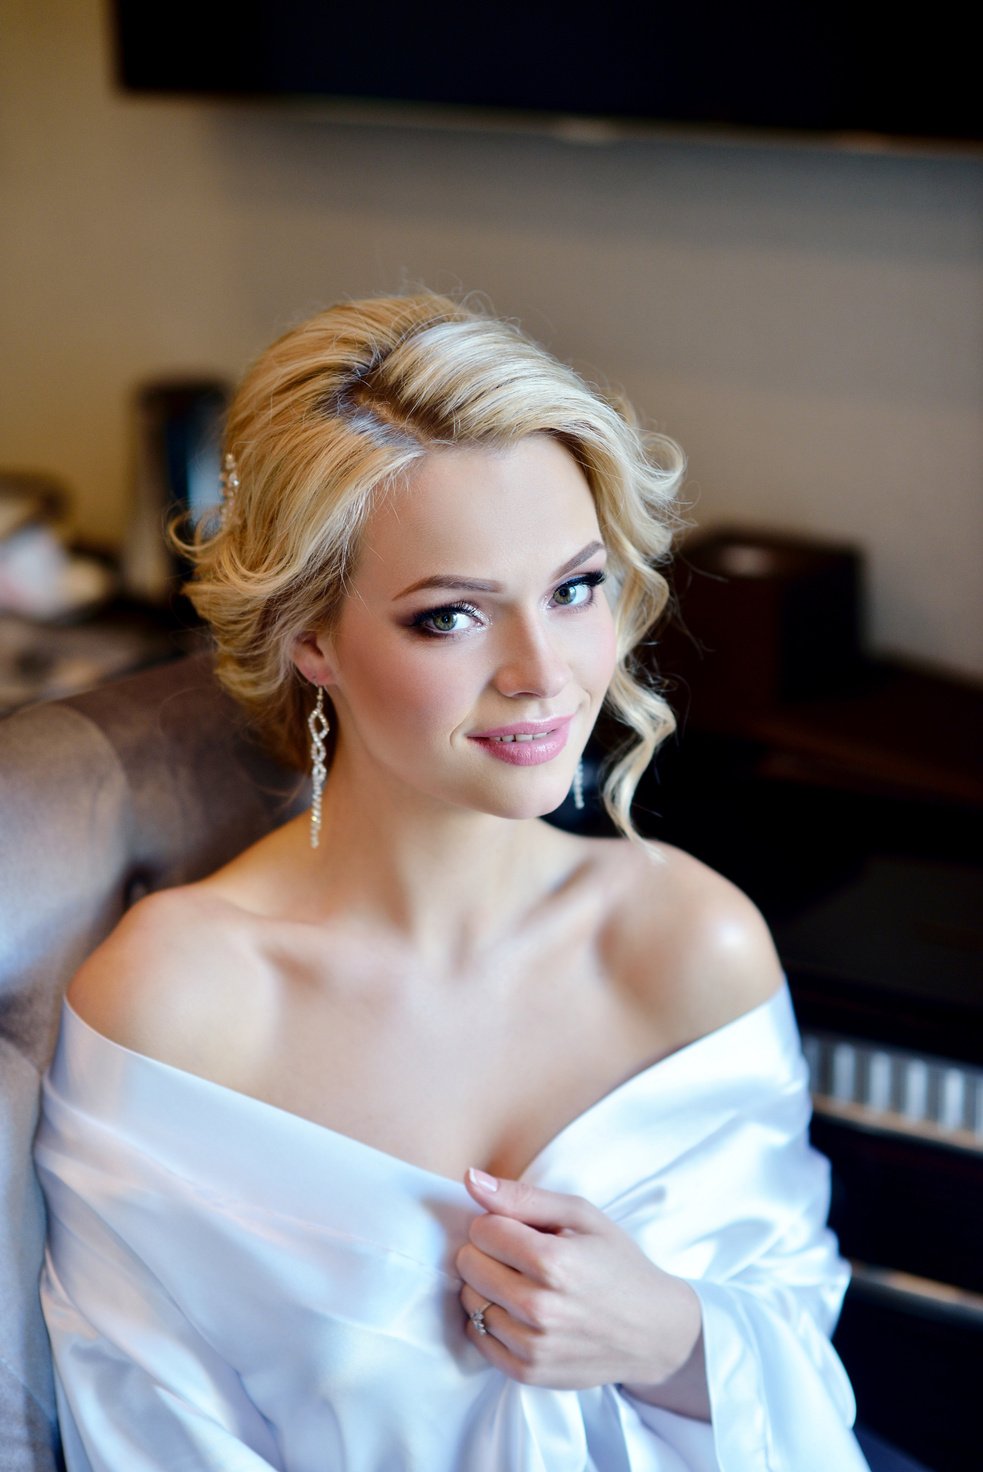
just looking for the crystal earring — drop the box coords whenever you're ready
[572,758,585,811]
[307,686,330,849]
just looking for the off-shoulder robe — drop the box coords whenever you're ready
[35,984,870,1471]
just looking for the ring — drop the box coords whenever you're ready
[469,1301,494,1337]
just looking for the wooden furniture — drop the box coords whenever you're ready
[641,561,982,1472]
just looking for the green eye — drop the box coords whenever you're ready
[410,603,482,636]
[431,611,460,632]
[554,581,587,607]
[552,570,605,609]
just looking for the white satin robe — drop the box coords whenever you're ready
[36,985,869,1471]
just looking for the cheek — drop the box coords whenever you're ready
[581,607,619,692]
[395,657,469,730]
[341,637,473,737]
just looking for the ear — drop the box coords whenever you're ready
[290,630,338,689]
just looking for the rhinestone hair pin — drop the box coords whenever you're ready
[219,450,240,526]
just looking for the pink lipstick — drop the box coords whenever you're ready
[468,716,573,766]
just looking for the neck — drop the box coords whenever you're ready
[296,752,570,967]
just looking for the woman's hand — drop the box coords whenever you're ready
[458,1168,710,1419]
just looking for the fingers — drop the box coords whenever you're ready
[467,1209,558,1279]
[465,1168,597,1234]
[460,1172,697,1395]
[460,1284,513,1341]
[459,1173,619,1385]
[457,1235,568,1333]
[461,1288,496,1341]
[457,1242,528,1318]
[460,1283,542,1366]
[462,1169,606,1289]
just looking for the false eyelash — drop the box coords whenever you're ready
[558,569,607,594]
[407,600,483,636]
[549,569,608,607]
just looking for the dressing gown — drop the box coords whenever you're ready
[35,985,870,1471]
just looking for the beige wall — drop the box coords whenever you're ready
[2,0,981,676]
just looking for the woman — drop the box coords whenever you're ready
[36,292,868,1470]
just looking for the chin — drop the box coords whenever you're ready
[473,776,575,823]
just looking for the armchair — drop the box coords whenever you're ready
[0,653,305,1471]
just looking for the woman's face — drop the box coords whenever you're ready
[310,434,618,820]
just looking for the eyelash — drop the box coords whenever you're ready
[408,570,607,639]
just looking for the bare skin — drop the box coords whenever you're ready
[68,436,784,1425]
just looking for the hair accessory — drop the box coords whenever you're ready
[219,451,240,526]
[469,1301,494,1337]
[307,685,330,849]
[572,758,585,811]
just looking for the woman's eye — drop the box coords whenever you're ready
[410,603,482,637]
[429,610,469,633]
[552,572,604,609]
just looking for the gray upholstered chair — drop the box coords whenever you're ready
[0,653,305,1472]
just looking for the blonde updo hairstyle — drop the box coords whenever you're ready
[181,292,684,842]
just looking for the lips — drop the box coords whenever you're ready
[468,716,574,766]
[470,718,573,739]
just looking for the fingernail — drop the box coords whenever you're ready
[467,1167,499,1192]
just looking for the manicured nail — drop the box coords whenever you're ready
[467,1167,499,1192]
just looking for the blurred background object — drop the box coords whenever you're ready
[122,377,228,603]
[0,377,227,714]
[638,527,982,1472]
[0,471,115,621]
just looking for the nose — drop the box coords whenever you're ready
[492,616,571,700]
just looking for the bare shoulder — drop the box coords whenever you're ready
[594,838,785,1045]
[67,885,269,1079]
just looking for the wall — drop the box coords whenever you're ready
[1,0,981,677]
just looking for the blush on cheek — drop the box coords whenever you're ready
[395,663,462,729]
[589,617,619,694]
[350,645,468,739]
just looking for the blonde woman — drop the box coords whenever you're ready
[36,294,869,1471]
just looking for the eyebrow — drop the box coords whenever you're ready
[392,540,606,601]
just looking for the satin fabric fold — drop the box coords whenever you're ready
[36,985,869,1471]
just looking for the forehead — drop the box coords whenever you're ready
[354,436,601,591]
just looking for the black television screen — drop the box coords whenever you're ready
[112,1,982,145]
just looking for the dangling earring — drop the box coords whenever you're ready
[572,758,585,811]
[307,686,330,849]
